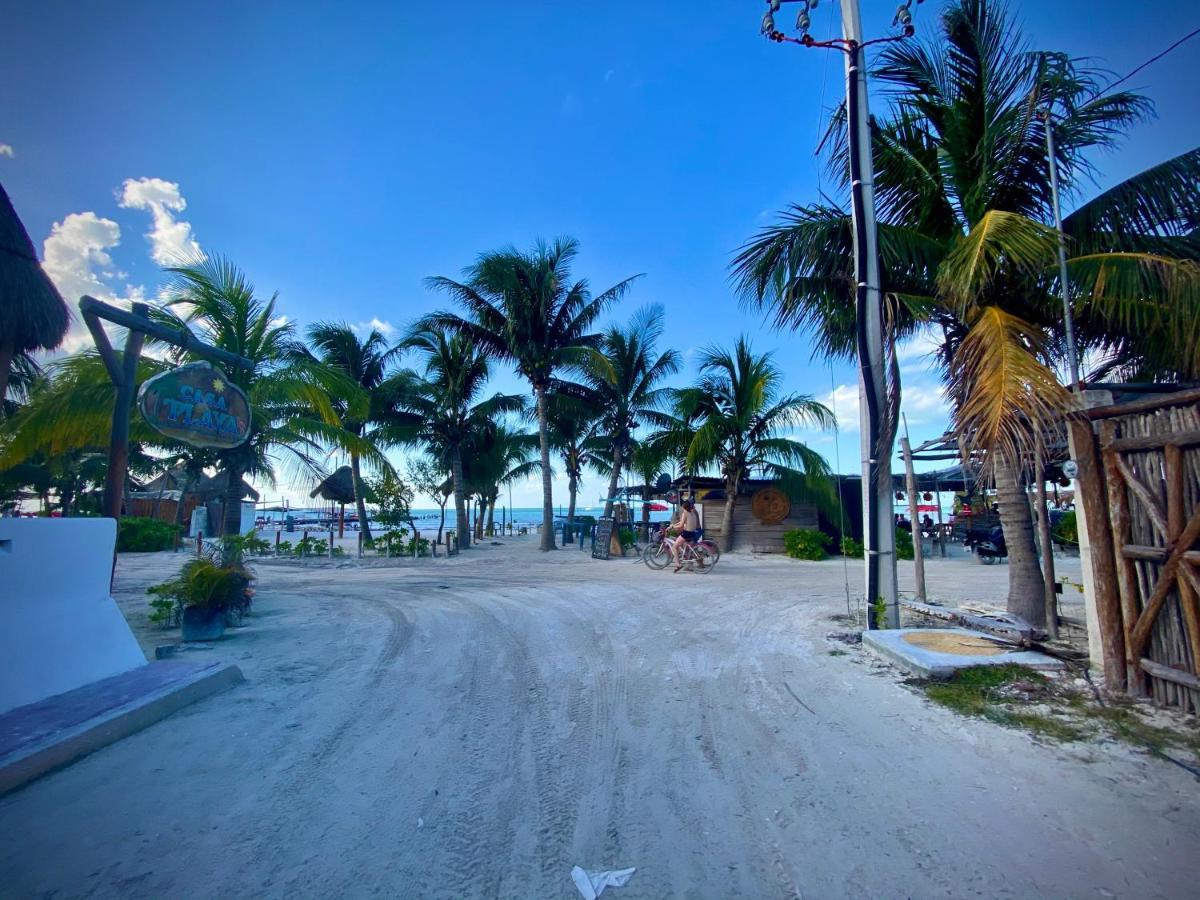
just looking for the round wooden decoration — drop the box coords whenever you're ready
[751,486,791,525]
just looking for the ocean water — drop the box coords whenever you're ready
[257,505,671,529]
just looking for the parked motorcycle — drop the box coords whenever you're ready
[973,525,1008,564]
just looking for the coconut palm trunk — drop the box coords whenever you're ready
[994,453,1045,627]
[485,494,497,536]
[603,443,623,520]
[451,447,470,549]
[221,462,245,563]
[720,472,740,553]
[350,451,373,542]
[536,387,556,550]
[566,474,579,536]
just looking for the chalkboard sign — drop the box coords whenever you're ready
[592,517,615,560]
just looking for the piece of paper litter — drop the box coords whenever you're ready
[570,865,636,900]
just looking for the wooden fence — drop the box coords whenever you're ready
[1070,388,1200,712]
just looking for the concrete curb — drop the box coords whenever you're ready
[0,662,244,796]
[862,628,1065,679]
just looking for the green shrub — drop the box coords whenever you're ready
[147,558,254,625]
[840,537,864,558]
[618,527,636,549]
[784,528,832,561]
[1053,511,1078,544]
[896,527,915,561]
[222,530,272,560]
[118,516,182,552]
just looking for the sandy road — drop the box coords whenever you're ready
[0,540,1196,898]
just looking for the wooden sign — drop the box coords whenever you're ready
[751,486,791,525]
[138,362,251,449]
[592,517,614,560]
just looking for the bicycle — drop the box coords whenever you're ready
[643,526,720,573]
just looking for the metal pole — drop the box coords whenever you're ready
[1044,118,1082,390]
[842,0,898,628]
[901,434,926,602]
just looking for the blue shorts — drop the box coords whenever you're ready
[680,530,700,542]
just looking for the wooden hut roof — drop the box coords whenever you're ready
[0,182,70,353]
[309,465,356,503]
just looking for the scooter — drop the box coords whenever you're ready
[974,525,1008,564]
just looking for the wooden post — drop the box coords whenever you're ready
[1035,432,1059,639]
[339,502,345,539]
[88,301,149,520]
[328,528,334,558]
[275,529,281,555]
[357,529,364,559]
[900,435,926,602]
[1067,418,1126,691]
[1100,421,1144,694]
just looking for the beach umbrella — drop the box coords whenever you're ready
[646,502,669,511]
[0,182,70,406]
[310,465,357,538]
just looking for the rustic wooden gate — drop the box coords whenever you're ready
[1070,388,1200,712]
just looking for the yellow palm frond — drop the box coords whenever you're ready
[948,306,1075,470]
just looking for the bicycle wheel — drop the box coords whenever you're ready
[691,543,715,573]
[644,541,672,570]
[698,540,720,568]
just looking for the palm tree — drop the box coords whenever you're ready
[389,324,524,549]
[671,338,834,553]
[732,0,1200,624]
[464,422,540,538]
[584,305,681,520]
[546,393,606,538]
[424,237,640,551]
[164,256,381,544]
[306,322,400,542]
[627,438,671,538]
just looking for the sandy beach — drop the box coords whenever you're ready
[0,541,1196,898]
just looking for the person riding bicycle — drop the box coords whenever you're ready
[670,499,703,572]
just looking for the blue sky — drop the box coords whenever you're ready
[3,1,1198,507]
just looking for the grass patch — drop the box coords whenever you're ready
[917,663,1200,759]
[828,649,848,657]
[923,664,1047,716]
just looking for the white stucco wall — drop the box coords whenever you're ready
[0,518,147,714]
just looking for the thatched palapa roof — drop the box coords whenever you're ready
[0,182,70,353]
[310,466,357,504]
[194,470,260,501]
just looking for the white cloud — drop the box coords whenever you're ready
[352,317,395,338]
[896,330,943,376]
[814,379,947,431]
[604,68,616,82]
[118,177,203,266]
[822,383,860,430]
[42,211,124,348]
[0,144,14,158]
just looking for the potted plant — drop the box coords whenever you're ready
[147,558,255,641]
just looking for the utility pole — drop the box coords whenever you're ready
[842,0,898,628]
[761,1,919,627]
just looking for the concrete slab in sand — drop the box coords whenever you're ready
[0,659,243,795]
[862,627,1065,678]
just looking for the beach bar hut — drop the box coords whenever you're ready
[0,182,70,406]
[673,476,820,553]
